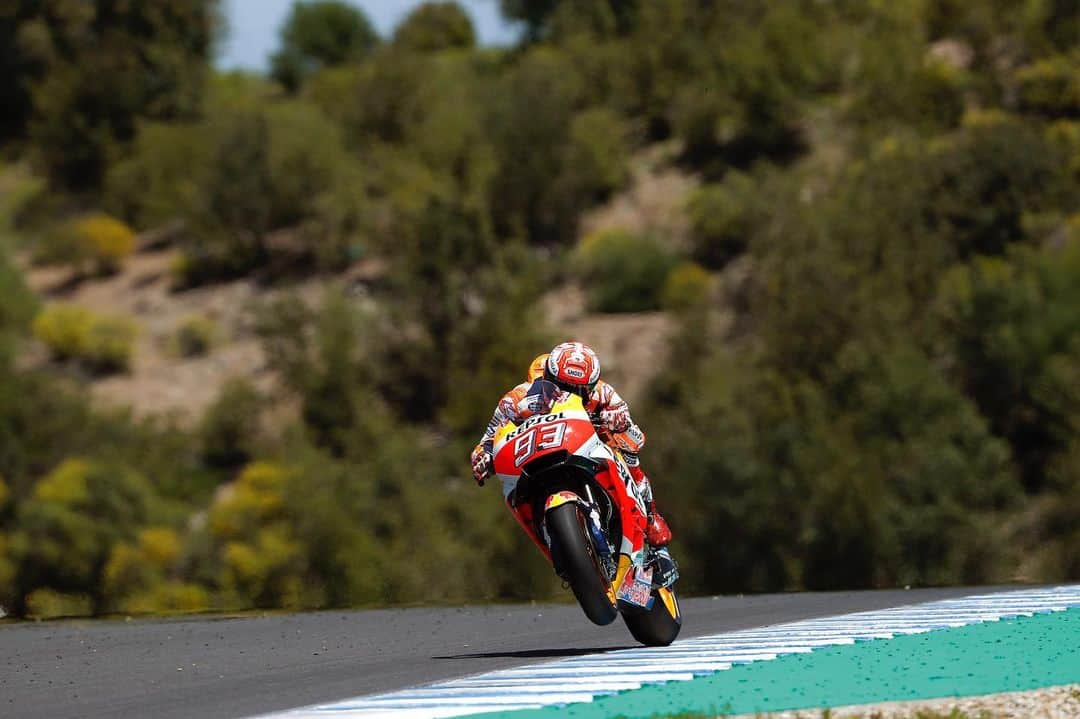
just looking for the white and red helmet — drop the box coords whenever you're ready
[544,342,601,397]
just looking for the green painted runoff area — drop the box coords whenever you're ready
[471,607,1080,719]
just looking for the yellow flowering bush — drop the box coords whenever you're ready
[32,304,139,373]
[72,213,136,274]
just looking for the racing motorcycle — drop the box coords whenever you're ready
[490,379,682,646]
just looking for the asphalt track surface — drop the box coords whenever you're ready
[2,586,1004,719]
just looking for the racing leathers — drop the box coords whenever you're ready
[471,378,672,546]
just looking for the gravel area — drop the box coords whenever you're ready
[732,683,1080,718]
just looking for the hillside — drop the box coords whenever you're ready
[0,1,1077,620]
[20,146,696,420]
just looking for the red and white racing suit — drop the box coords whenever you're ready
[473,379,672,546]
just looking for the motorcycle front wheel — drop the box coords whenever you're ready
[546,502,618,626]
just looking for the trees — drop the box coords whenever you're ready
[271,1,378,91]
[1,0,1079,615]
[936,246,1080,489]
[15,0,218,189]
[393,2,475,53]
[499,0,558,41]
[0,244,35,368]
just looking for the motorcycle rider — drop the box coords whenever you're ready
[470,341,672,547]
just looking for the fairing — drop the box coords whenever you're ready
[492,391,648,566]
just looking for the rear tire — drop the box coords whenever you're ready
[622,587,682,646]
[546,502,618,626]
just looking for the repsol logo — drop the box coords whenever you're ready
[507,412,564,438]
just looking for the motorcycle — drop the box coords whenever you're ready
[490,379,682,646]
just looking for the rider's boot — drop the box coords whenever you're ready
[625,456,672,547]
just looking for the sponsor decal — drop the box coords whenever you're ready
[544,491,580,511]
[616,565,654,608]
[505,411,565,439]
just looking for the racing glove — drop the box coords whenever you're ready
[470,445,493,486]
[600,405,631,433]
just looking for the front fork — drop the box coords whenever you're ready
[541,490,617,583]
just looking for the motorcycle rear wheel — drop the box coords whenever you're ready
[546,502,618,626]
[622,586,682,646]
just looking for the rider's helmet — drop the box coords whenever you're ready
[543,342,601,398]
[526,353,549,382]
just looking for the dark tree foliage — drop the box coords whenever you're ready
[936,246,1080,490]
[199,379,263,470]
[271,1,378,92]
[0,245,36,368]
[486,48,584,243]
[393,1,475,53]
[5,0,219,189]
[499,0,559,40]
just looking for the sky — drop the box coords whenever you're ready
[218,0,518,70]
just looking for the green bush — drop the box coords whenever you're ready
[574,229,678,312]
[847,7,968,135]
[306,49,428,146]
[28,222,84,268]
[199,378,263,469]
[105,122,209,229]
[661,262,711,311]
[265,101,368,269]
[200,461,314,608]
[851,56,969,134]
[173,315,218,358]
[134,97,366,284]
[0,533,15,593]
[1014,53,1080,119]
[82,314,139,374]
[189,108,274,273]
[12,458,158,614]
[925,121,1073,257]
[25,589,94,619]
[32,304,139,374]
[488,48,586,243]
[560,107,629,202]
[32,305,92,361]
[0,164,45,236]
[935,245,1080,488]
[0,243,36,366]
[1046,121,1080,180]
[687,171,762,269]
[101,527,194,613]
[113,582,211,615]
[662,4,825,169]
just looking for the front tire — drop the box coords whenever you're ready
[546,502,618,625]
